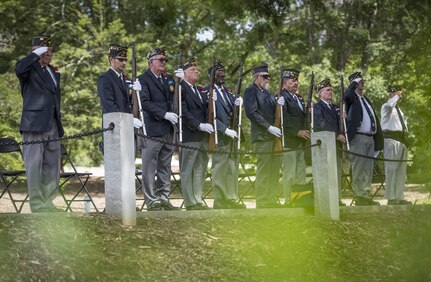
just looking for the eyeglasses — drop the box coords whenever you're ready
[116,58,127,62]
[152,58,169,63]
[260,74,271,80]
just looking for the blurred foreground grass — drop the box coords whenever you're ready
[0,208,430,281]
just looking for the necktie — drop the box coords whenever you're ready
[360,97,376,132]
[395,105,407,132]
[119,75,126,91]
[43,66,56,89]
[221,88,233,110]
[293,95,303,111]
[159,76,164,86]
[193,86,202,103]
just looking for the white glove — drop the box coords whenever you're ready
[234,97,243,106]
[198,123,214,133]
[174,68,184,80]
[267,126,282,137]
[132,79,142,91]
[133,118,143,128]
[277,96,285,106]
[352,78,362,84]
[164,112,178,125]
[212,91,217,101]
[33,46,48,56]
[225,128,237,139]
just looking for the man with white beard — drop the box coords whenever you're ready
[244,64,285,208]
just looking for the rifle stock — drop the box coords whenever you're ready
[207,57,218,151]
[339,75,350,150]
[304,71,314,131]
[274,68,284,154]
[229,63,243,158]
[172,49,183,150]
[131,42,146,148]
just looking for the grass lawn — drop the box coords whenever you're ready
[0,207,430,281]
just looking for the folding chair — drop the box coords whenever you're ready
[371,162,385,200]
[135,169,146,211]
[58,144,98,212]
[0,138,28,213]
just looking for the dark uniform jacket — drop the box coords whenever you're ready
[181,81,208,143]
[282,89,306,148]
[344,81,384,150]
[244,83,277,143]
[15,52,64,137]
[138,70,175,137]
[313,99,340,134]
[202,85,236,147]
[97,68,131,114]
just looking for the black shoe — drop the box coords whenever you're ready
[186,204,209,211]
[257,202,283,209]
[33,206,64,213]
[355,197,380,206]
[387,199,398,205]
[213,201,227,209]
[196,203,211,210]
[226,200,246,209]
[398,199,412,205]
[147,202,163,211]
[161,201,180,211]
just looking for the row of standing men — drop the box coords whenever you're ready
[14,35,410,212]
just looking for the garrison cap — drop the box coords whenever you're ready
[348,71,362,83]
[316,78,332,92]
[387,85,402,93]
[32,34,52,47]
[252,64,269,74]
[207,59,224,76]
[147,47,166,60]
[108,44,128,58]
[282,68,300,80]
[182,57,197,70]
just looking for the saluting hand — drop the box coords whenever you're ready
[33,46,48,57]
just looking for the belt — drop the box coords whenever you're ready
[356,132,374,137]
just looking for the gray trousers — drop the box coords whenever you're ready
[211,143,239,202]
[383,139,407,200]
[22,120,60,211]
[349,134,375,198]
[179,141,209,207]
[140,134,173,207]
[254,141,281,206]
[282,149,306,204]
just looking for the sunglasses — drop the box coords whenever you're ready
[152,58,169,63]
[116,58,127,62]
[260,74,271,79]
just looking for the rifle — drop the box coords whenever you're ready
[304,71,314,131]
[207,57,218,151]
[229,63,243,159]
[339,75,350,150]
[274,67,285,154]
[130,42,146,148]
[172,49,183,150]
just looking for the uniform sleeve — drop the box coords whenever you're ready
[138,74,166,120]
[97,74,118,113]
[15,53,40,80]
[244,87,271,130]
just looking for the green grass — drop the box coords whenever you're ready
[0,208,430,281]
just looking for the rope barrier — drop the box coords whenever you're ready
[0,123,115,147]
[137,132,321,155]
[340,148,412,163]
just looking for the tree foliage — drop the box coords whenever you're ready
[0,0,430,180]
